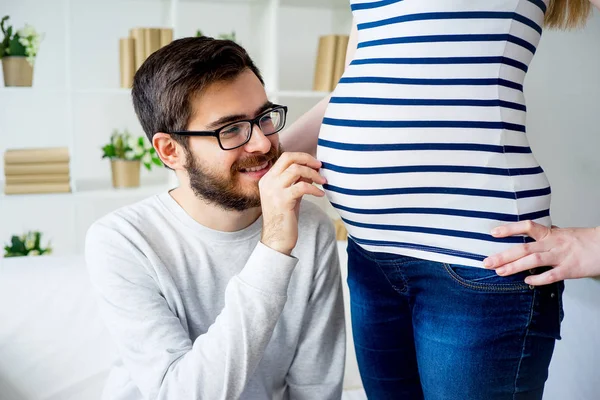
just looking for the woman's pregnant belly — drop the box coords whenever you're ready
[317,86,552,267]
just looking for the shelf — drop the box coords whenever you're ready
[1,89,327,97]
[0,87,132,95]
[0,187,73,200]
[280,0,349,8]
[74,179,172,198]
[177,0,349,8]
[0,87,67,94]
[0,180,173,200]
[179,0,266,3]
[74,0,171,3]
[73,88,132,94]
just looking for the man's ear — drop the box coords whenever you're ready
[153,133,185,170]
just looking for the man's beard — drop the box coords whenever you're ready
[184,144,283,212]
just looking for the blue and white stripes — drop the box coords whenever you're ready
[317,0,551,267]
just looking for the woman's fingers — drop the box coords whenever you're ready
[484,221,553,269]
[484,240,546,269]
[524,268,565,286]
[491,220,551,241]
[494,251,556,277]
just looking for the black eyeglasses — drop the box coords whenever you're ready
[168,105,288,150]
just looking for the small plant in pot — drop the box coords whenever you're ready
[0,16,44,87]
[4,231,52,257]
[102,129,162,188]
[195,29,237,43]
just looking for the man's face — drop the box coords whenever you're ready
[183,70,282,211]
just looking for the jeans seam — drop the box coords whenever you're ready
[349,238,409,293]
[351,234,487,262]
[557,282,565,324]
[442,262,532,293]
[349,236,403,264]
[374,258,409,294]
[513,289,537,399]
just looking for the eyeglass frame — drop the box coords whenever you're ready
[167,104,288,151]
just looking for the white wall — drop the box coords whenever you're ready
[526,10,600,229]
[278,6,351,91]
[524,9,600,400]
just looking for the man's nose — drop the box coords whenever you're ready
[243,124,272,154]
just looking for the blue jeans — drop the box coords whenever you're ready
[347,238,564,400]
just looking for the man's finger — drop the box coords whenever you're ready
[270,152,321,175]
[524,268,563,286]
[494,251,555,277]
[491,220,550,241]
[280,164,326,187]
[289,181,325,199]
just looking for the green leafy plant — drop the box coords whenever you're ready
[195,29,237,43]
[218,31,237,42]
[102,129,162,171]
[4,231,52,257]
[0,15,44,66]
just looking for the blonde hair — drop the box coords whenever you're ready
[545,0,593,29]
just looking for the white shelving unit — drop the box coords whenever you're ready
[0,0,352,255]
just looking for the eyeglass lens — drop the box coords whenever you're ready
[219,108,285,149]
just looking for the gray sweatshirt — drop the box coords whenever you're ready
[84,192,346,400]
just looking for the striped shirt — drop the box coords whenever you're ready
[317,0,552,268]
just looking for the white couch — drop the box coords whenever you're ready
[0,243,364,400]
[1,245,599,400]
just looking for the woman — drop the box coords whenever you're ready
[282,1,599,398]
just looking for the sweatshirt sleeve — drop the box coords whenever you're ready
[85,222,297,400]
[285,218,346,399]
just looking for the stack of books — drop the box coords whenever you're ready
[313,34,350,92]
[3,147,71,195]
[120,27,173,88]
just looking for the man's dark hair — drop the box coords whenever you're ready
[131,36,264,148]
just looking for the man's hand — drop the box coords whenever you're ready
[258,152,326,256]
[483,221,600,286]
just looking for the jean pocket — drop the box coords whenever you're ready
[442,263,533,293]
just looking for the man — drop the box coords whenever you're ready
[85,36,345,400]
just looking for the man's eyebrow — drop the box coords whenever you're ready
[205,101,275,130]
[254,101,275,116]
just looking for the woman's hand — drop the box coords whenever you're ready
[483,221,600,286]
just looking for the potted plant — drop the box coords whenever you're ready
[102,129,162,188]
[4,231,52,257]
[196,29,237,43]
[0,16,44,87]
